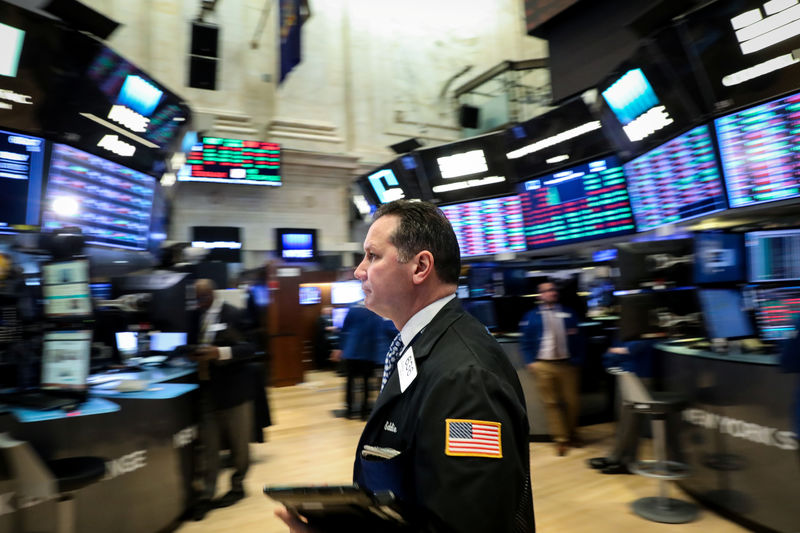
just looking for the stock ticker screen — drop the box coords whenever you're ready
[440,196,526,258]
[715,91,800,208]
[623,124,727,232]
[41,143,155,250]
[754,285,800,340]
[180,137,281,185]
[518,156,635,249]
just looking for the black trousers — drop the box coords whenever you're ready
[345,359,376,417]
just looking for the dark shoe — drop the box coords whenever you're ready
[214,489,245,508]
[588,457,611,469]
[556,443,568,456]
[601,462,630,475]
[192,500,211,521]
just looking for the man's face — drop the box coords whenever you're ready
[539,282,558,305]
[354,215,415,322]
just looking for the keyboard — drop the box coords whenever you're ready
[0,392,79,411]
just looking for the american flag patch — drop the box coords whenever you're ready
[445,419,502,458]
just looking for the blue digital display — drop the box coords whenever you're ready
[601,68,660,125]
[278,228,317,261]
[367,168,403,203]
[0,21,25,78]
[116,74,164,117]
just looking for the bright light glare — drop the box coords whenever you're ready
[765,0,798,17]
[437,149,488,179]
[546,154,570,165]
[740,15,800,53]
[623,105,673,142]
[722,53,799,86]
[506,121,601,159]
[52,196,79,217]
[731,9,763,31]
[431,175,504,193]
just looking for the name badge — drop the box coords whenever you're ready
[397,347,417,393]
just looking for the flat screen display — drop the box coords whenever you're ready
[680,0,800,113]
[179,137,281,186]
[503,96,612,180]
[440,195,526,258]
[753,285,800,340]
[191,226,242,262]
[698,288,754,339]
[41,330,92,391]
[518,155,635,249]
[149,331,187,352]
[693,232,746,284]
[41,259,91,318]
[331,307,349,329]
[746,229,800,282]
[716,91,800,208]
[624,125,728,232]
[0,128,45,231]
[41,143,155,250]
[359,155,426,204]
[416,132,513,203]
[115,331,138,358]
[331,280,363,305]
[276,228,317,262]
[299,286,321,305]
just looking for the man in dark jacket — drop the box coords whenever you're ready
[277,200,535,532]
[190,278,255,520]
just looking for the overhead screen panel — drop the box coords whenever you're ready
[716,90,800,208]
[179,137,281,185]
[503,96,613,181]
[623,124,727,232]
[596,27,707,159]
[358,155,426,205]
[680,0,800,114]
[518,155,635,250]
[0,127,45,232]
[416,132,513,204]
[440,195,526,258]
[41,143,156,250]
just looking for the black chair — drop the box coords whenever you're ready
[616,371,698,524]
[46,456,106,533]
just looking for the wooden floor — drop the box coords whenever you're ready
[175,370,749,533]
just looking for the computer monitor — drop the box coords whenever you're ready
[111,270,191,332]
[517,155,636,250]
[618,289,699,341]
[693,232,746,285]
[115,331,138,360]
[149,331,187,353]
[746,229,800,283]
[41,330,92,391]
[331,307,349,329]
[41,258,92,318]
[615,238,694,290]
[623,124,727,232]
[0,128,46,232]
[331,280,363,305]
[753,285,800,341]
[440,196,527,258]
[276,228,318,262]
[463,300,498,331]
[716,90,800,209]
[299,286,322,305]
[698,289,754,340]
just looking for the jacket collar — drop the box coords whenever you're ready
[370,298,464,414]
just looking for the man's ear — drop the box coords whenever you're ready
[411,250,435,285]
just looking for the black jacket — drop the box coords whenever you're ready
[189,302,255,409]
[354,299,535,532]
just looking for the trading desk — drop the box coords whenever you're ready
[0,365,199,533]
[658,340,799,533]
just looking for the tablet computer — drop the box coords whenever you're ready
[264,484,411,532]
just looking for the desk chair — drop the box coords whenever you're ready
[616,370,698,524]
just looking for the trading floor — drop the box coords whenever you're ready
[175,370,748,533]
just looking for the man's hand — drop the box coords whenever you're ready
[190,345,220,362]
[274,506,315,532]
[329,349,342,362]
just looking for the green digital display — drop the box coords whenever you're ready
[180,136,281,185]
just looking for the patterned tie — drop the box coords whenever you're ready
[380,333,405,391]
